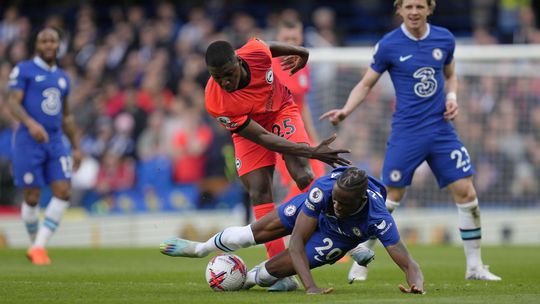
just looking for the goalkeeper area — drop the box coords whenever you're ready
[1,245,539,303]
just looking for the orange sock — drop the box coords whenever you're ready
[253,203,285,258]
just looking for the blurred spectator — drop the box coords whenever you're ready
[94,149,135,195]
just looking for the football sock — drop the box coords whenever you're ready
[195,225,255,256]
[21,201,40,243]
[253,203,285,258]
[33,197,69,248]
[456,199,483,270]
[255,262,279,287]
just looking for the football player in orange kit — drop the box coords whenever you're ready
[192,38,350,290]
[272,19,326,202]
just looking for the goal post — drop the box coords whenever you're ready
[307,44,540,207]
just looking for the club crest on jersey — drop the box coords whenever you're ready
[432,48,443,60]
[390,170,402,182]
[284,204,297,216]
[309,187,323,203]
[265,69,273,84]
[58,77,67,89]
[235,158,242,170]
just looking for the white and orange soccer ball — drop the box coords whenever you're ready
[205,254,247,291]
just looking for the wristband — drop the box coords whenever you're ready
[446,92,457,101]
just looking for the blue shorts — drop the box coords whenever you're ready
[382,128,475,188]
[278,197,358,268]
[12,132,72,187]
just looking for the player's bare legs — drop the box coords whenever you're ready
[348,186,404,282]
[448,177,501,280]
[239,166,288,260]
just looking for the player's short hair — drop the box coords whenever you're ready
[205,40,236,67]
[394,0,436,11]
[35,26,62,43]
[336,167,368,195]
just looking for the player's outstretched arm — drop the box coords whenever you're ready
[385,240,425,294]
[7,90,49,143]
[267,41,309,75]
[236,119,351,167]
[289,211,334,295]
[62,96,82,171]
[319,67,381,126]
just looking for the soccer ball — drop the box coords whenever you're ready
[205,253,247,291]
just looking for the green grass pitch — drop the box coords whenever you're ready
[1,245,539,303]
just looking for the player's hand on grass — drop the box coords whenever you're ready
[319,109,348,126]
[280,54,308,76]
[72,148,82,172]
[306,286,334,295]
[311,134,351,167]
[27,119,49,143]
[398,283,425,295]
[444,98,459,121]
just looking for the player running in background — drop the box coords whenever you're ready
[272,18,327,202]
[321,0,501,281]
[7,27,80,265]
[161,167,424,295]
[179,38,350,290]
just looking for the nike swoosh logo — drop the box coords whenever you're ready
[399,55,413,62]
[376,220,386,230]
[35,75,46,82]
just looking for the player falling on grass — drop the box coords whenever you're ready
[7,27,80,265]
[186,38,350,290]
[271,18,327,202]
[161,167,424,295]
[320,0,501,281]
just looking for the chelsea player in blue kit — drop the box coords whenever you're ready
[321,0,500,281]
[160,167,424,295]
[7,28,81,265]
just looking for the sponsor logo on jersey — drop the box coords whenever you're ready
[23,172,34,184]
[216,116,237,129]
[330,172,342,179]
[58,77,67,89]
[265,69,274,84]
[432,48,443,60]
[376,220,386,230]
[390,170,402,182]
[377,220,393,235]
[284,204,296,216]
[399,54,413,62]
[304,199,315,211]
[41,87,62,115]
[309,187,323,203]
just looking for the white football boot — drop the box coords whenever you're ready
[465,265,502,281]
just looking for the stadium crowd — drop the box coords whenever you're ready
[0,1,539,210]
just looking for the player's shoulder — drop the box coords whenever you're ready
[237,37,271,64]
[377,27,403,46]
[430,24,455,40]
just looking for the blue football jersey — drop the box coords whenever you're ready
[8,57,71,137]
[371,24,455,136]
[300,167,400,248]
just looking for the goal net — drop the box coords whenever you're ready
[307,44,540,208]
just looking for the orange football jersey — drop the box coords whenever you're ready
[205,38,292,131]
[271,57,310,111]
